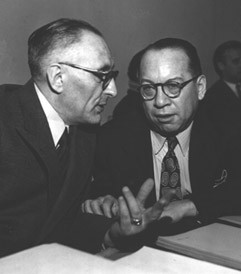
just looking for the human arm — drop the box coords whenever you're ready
[158,198,198,224]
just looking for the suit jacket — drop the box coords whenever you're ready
[203,80,241,135]
[0,81,112,257]
[90,103,241,226]
[112,90,143,121]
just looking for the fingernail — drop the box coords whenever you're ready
[122,186,129,192]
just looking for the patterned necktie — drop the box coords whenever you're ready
[160,136,182,200]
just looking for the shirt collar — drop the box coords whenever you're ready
[151,122,193,157]
[224,80,238,96]
[34,83,67,146]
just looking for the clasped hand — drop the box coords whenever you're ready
[82,178,175,247]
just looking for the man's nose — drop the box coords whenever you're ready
[104,78,117,97]
[154,87,171,107]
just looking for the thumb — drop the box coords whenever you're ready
[136,178,154,207]
[147,189,176,221]
[160,188,176,205]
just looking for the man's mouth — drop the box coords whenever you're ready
[95,103,106,113]
[155,113,174,122]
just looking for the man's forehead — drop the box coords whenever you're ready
[143,48,188,60]
[63,31,113,68]
[141,48,189,72]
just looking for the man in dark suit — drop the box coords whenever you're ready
[83,38,241,235]
[204,40,241,134]
[0,18,168,257]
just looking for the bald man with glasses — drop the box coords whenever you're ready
[83,38,241,244]
[0,18,165,257]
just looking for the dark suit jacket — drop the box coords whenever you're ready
[203,80,241,135]
[90,103,241,226]
[112,90,143,121]
[0,81,112,257]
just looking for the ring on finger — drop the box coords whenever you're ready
[131,217,142,226]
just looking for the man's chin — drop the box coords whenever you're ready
[155,125,180,136]
[89,114,102,125]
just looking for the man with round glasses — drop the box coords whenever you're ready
[84,38,241,242]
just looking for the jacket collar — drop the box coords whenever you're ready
[14,80,58,178]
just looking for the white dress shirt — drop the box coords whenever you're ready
[34,83,67,147]
[151,123,193,200]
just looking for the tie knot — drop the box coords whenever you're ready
[167,136,178,151]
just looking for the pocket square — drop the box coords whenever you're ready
[213,169,227,188]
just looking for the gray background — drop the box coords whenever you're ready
[0,0,240,122]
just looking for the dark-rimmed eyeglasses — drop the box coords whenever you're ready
[139,75,200,100]
[58,62,119,90]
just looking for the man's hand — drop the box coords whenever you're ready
[104,178,173,248]
[81,195,118,218]
[159,198,198,223]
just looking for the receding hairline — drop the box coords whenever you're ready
[47,29,106,55]
[28,18,105,79]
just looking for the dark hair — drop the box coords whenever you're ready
[28,18,103,78]
[213,40,241,76]
[141,38,202,76]
[127,49,145,82]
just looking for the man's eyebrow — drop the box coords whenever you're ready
[99,57,115,72]
[140,78,154,84]
[165,77,184,82]
[99,64,115,72]
[141,76,184,84]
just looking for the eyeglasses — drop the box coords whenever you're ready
[58,62,119,90]
[139,75,200,100]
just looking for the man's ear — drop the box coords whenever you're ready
[46,64,64,94]
[196,74,207,100]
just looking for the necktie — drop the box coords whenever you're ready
[160,136,182,200]
[55,127,70,197]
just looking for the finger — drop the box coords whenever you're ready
[90,197,104,215]
[102,196,117,218]
[136,178,155,208]
[147,190,175,221]
[146,198,169,222]
[149,188,176,220]
[122,186,141,220]
[112,203,119,217]
[160,188,176,205]
[118,196,131,228]
[83,200,94,214]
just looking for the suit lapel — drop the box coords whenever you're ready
[189,107,219,194]
[37,125,96,241]
[55,125,96,209]
[14,81,60,208]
